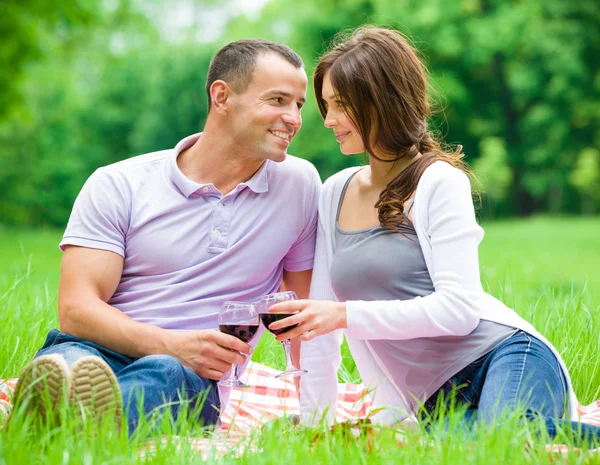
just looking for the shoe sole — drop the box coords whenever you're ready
[68,356,122,430]
[12,354,69,423]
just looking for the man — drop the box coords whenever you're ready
[13,39,319,435]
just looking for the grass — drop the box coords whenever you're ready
[1,217,600,464]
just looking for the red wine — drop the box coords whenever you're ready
[219,324,259,343]
[260,313,298,336]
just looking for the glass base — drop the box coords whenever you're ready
[275,368,308,379]
[218,378,248,388]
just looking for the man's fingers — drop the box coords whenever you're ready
[213,331,253,355]
[203,368,228,381]
[211,345,247,366]
[206,353,237,373]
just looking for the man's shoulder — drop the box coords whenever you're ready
[273,154,320,183]
[99,149,171,174]
[92,149,171,186]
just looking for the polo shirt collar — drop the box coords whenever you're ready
[167,133,270,198]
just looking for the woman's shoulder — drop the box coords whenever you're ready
[321,166,363,194]
[419,160,472,193]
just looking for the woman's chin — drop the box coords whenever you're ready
[339,147,362,156]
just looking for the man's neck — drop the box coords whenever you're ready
[177,128,264,195]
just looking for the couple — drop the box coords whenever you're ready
[13,26,600,444]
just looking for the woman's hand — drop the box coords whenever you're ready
[267,300,347,341]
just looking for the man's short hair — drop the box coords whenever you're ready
[205,39,304,110]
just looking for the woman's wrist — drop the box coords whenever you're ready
[337,302,348,329]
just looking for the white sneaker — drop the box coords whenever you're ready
[12,354,70,424]
[68,355,122,431]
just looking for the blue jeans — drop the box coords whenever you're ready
[34,329,220,435]
[422,331,600,445]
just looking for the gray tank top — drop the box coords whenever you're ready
[331,172,517,414]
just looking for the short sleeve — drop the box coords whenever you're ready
[282,164,321,272]
[59,168,131,257]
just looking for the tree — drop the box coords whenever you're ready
[570,148,600,215]
[472,137,513,217]
[0,0,102,119]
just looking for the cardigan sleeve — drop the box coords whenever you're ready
[345,167,485,340]
[299,177,344,426]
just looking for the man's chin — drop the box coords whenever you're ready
[268,151,288,163]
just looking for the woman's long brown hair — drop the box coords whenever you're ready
[314,26,476,232]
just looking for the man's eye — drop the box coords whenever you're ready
[297,103,304,110]
[272,97,283,104]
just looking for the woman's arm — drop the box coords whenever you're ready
[270,168,484,341]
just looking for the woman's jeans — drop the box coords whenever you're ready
[34,329,220,435]
[422,330,600,444]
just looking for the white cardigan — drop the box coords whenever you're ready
[299,161,578,426]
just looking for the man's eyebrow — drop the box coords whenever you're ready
[263,89,306,103]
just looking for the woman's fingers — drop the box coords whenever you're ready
[269,300,309,313]
[276,323,312,341]
[268,312,304,331]
[297,329,316,342]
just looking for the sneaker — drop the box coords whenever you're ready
[12,354,70,424]
[68,355,122,431]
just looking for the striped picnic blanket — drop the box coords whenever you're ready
[3,362,600,459]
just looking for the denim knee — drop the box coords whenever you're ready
[35,341,103,368]
[135,354,186,379]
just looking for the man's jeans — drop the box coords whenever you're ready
[423,330,600,444]
[34,329,220,435]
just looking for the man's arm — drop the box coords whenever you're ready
[281,269,312,301]
[281,269,313,387]
[58,245,252,380]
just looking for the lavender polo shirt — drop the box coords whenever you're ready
[60,133,320,331]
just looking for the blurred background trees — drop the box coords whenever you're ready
[1,0,598,227]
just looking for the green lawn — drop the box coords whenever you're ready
[1,217,600,464]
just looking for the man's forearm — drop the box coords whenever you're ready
[59,294,172,359]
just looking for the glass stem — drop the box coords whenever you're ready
[281,339,294,370]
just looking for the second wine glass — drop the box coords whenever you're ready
[258,291,308,379]
[217,301,259,388]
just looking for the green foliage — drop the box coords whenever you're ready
[0,0,599,227]
[0,0,103,118]
[570,148,600,214]
[472,137,513,208]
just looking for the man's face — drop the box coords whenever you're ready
[228,53,308,163]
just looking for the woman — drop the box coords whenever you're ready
[268,26,600,442]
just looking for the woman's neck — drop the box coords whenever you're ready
[367,150,421,189]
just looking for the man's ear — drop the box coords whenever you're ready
[209,80,232,114]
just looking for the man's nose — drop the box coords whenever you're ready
[283,105,302,128]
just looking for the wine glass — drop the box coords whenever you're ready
[217,301,259,388]
[258,291,308,379]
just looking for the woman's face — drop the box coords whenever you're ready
[321,72,365,155]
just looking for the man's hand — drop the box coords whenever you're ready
[167,330,253,380]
